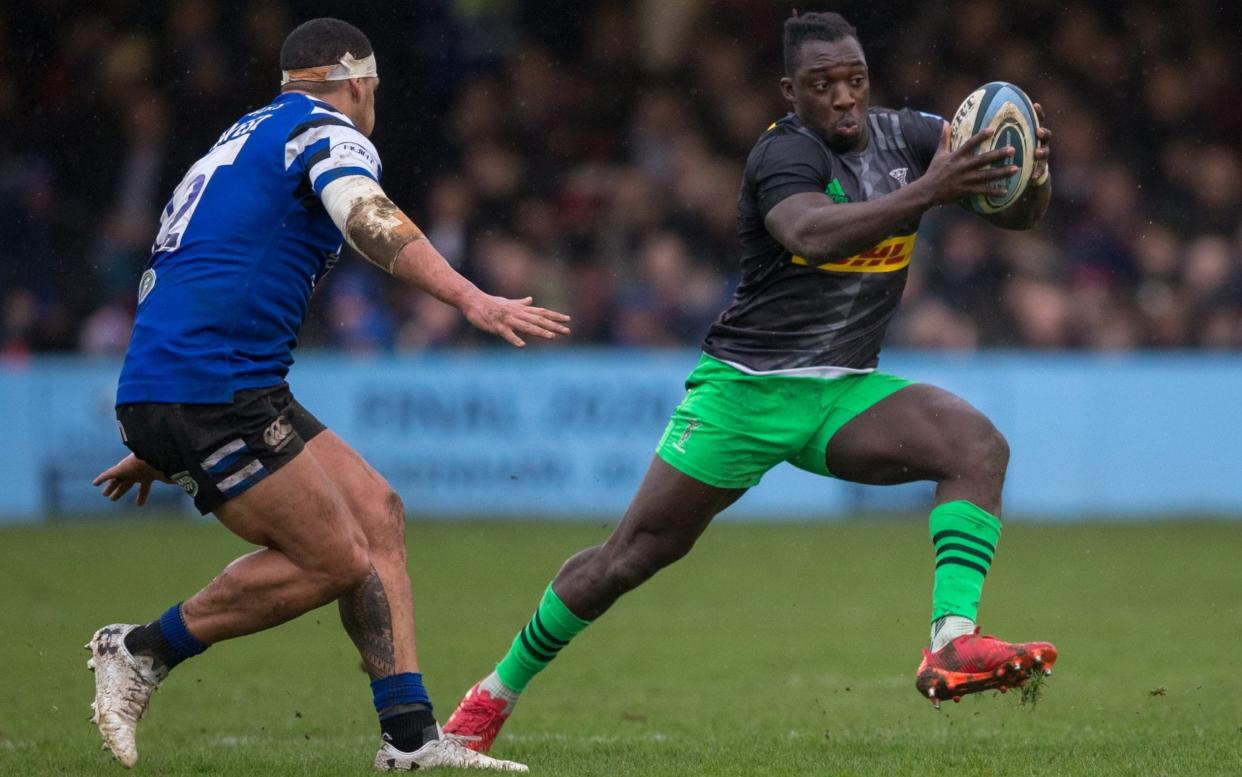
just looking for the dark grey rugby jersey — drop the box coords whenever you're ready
[703,108,943,373]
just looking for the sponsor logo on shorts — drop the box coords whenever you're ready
[171,470,199,497]
[263,416,294,450]
[672,419,702,453]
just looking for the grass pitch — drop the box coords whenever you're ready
[2,516,1241,776]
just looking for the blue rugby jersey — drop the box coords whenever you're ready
[117,92,381,404]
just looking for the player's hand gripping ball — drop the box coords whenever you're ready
[949,81,1040,214]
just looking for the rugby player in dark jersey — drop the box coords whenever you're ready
[445,12,1057,748]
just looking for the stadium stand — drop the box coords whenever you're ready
[1,0,1239,357]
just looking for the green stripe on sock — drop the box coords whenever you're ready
[495,585,592,692]
[928,501,1001,623]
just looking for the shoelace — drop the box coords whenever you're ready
[425,737,496,766]
[452,697,506,730]
[952,633,1022,671]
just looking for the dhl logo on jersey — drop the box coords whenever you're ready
[791,233,916,274]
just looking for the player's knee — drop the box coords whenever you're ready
[989,428,1011,474]
[340,543,374,592]
[978,424,1009,479]
[384,490,406,539]
[370,489,406,546]
[604,553,653,594]
[606,534,693,592]
[317,534,372,597]
[954,419,1009,482]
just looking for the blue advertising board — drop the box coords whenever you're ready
[1,350,1240,523]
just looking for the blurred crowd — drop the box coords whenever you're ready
[2,0,1240,357]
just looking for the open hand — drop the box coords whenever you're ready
[461,293,572,347]
[92,453,171,506]
[923,124,1019,206]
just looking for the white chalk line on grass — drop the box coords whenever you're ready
[502,732,675,745]
[205,726,936,751]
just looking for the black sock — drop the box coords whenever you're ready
[380,704,438,753]
[123,621,186,674]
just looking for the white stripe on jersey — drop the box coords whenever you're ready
[281,104,353,166]
[283,112,381,184]
[306,129,381,186]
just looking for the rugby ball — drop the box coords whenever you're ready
[949,81,1039,214]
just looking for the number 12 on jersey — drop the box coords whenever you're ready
[151,132,249,253]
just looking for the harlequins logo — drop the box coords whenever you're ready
[889,167,909,187]
[825,178,849,204]
[672,419,702,453]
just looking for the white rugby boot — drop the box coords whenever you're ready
[86,624,165,768]
[373,728,528,772]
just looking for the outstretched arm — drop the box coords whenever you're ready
[766,125,1016,262]
[320,175,570,347]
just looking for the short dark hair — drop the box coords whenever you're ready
[783,12,859,75]
[280,18,372,91]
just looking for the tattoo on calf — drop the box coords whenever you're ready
[339,565,396,679]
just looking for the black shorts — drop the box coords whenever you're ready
[116,384,327,514]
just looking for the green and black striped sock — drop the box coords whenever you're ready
[928,500,1001,623]
[494,585,592,693]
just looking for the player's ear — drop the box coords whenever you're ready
[780,77,796,104]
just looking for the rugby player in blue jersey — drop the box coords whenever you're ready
[86,18,563,773]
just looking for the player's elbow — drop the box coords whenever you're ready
[781,219,848,263]
[796,243,850,263]
[322,175,424,273]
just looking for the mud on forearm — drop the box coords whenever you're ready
[345,195,424,273]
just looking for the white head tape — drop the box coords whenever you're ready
[281,51,378,86]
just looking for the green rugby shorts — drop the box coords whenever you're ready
[655,353,913,489]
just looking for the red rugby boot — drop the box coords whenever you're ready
[915,628,1057,708]
[443,681,514,753]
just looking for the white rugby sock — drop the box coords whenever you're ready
[930,615,976,652]
[479,671,520,709]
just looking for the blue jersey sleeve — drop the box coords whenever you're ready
[284,111,383,196]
